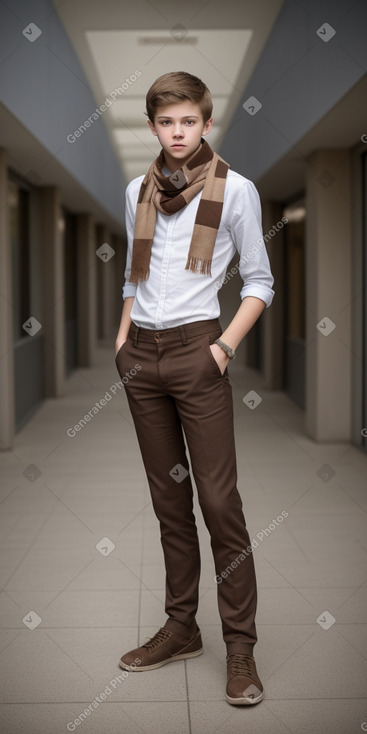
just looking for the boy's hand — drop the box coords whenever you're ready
[209,343,230,375]
[115,339,126,357]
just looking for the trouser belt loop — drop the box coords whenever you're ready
[178,324,187,345]
[133,325,139,347]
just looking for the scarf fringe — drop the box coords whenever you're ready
[185,256,212,276]
[129,267,149,283]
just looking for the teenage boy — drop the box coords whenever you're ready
[115,71,275,706]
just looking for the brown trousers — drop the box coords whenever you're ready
[115,317,258,655]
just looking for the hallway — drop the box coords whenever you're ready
[0,340,366,733]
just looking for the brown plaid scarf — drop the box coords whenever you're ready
[129,137,230,282]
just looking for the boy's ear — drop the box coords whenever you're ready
[147,119,158,136]
[202,116,214,135]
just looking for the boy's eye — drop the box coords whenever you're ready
[160,120,195,126]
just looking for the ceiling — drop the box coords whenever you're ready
[52,0,285,183]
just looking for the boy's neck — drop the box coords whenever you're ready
[162,154,173,174]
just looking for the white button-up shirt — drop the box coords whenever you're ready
[122,165,275,329]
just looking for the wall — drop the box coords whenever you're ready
[219,0,367,183]
[0,0,126,224]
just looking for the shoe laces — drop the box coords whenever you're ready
[143,627,171,652]
[227,653,256,679]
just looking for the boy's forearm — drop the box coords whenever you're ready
[220,296,266,351]
[116,296,135,346]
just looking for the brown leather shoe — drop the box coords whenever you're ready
[226,653,264,705]
[119,626,203,671]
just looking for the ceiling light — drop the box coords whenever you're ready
[138,36,197,44]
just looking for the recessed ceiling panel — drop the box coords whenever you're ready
[85,28,252,181]
[85,29,252,95]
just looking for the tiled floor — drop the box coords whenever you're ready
[1,341,366,733]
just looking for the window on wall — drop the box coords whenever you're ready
[283,199,306,341]
[62,208,78,375]
[9,180,31,342]
[282,198,306,408]
[63,210,78,322]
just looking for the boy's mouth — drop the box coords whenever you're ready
[171,144,186,148]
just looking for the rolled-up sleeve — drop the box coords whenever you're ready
[229,180,275,308]
[122,182,138,300]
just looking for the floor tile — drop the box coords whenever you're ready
[0,341,366,734]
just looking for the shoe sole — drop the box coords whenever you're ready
[226,690,264,706]
[119,646,203,671]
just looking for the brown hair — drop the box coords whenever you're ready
[145,71,212,124]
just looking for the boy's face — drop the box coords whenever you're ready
[147,101,213,173]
